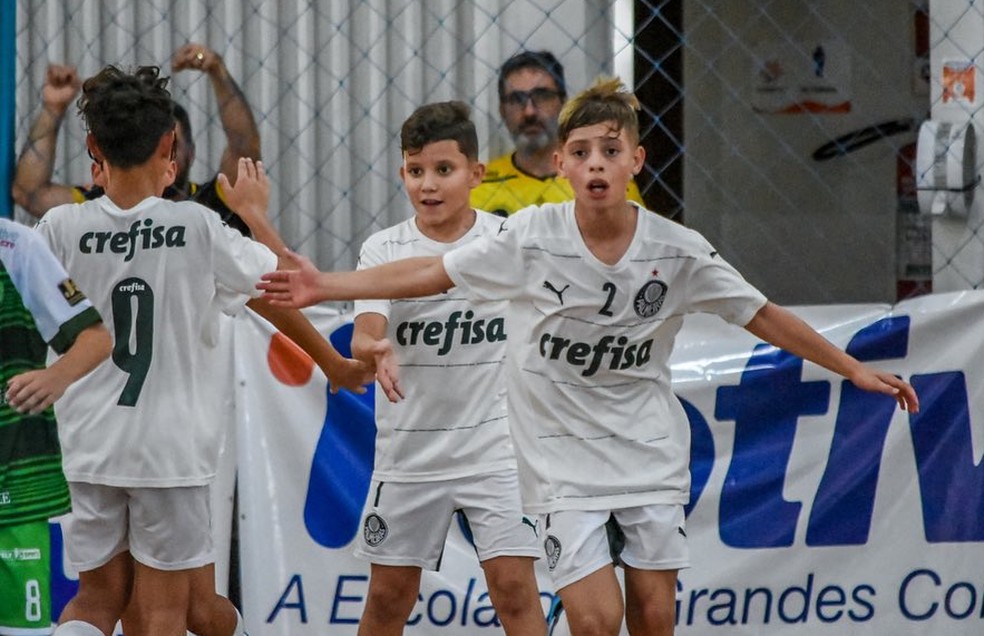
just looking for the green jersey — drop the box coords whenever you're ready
[0,219,102,527]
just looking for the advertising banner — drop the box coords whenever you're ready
[232,293,984,634]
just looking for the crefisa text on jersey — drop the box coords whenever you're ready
[79,218,186,262]
[395,310,506,356]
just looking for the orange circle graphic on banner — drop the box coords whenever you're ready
[268,332,315,386]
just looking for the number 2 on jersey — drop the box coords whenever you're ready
[111,277,154,406]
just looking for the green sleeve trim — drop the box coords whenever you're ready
[48,306,102,354]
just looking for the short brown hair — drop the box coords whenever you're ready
[400,101,479,160]
[558,77,640,145]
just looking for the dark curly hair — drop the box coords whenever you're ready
[78,65,175,168]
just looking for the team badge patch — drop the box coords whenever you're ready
[59,278,88,306]
[633,279,667,318]
[544,535,562,571]
[363,513,388,546]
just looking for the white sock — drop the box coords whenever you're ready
[53,621,104,636]
[234,608,246,636]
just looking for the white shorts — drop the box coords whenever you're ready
[64,482,214,572]
[541,504,689,590]
[354,469,541,570]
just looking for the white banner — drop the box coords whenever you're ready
[235,293,984,635]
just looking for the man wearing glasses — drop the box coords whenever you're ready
[470,50,644,217]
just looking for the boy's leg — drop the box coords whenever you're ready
[481,556,546,635]
[124,485,214,634]
[555,565,624,636]
[126,561,190,636]
[57,483,133,635]
[613,504,689,636]
[56,551,133,635]
[540,509,629,636]
[357,563,422,636]
[185,563,240,636]
[458,469,545,635]
[623,566,677,636]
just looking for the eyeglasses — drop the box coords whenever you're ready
[503,88,563,109]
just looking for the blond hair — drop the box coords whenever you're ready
[558,76,640,144]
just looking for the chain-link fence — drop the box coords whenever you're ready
[14,0,983,305]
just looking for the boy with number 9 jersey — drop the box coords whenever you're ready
[36,65,370,636]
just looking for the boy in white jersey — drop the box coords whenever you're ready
[259,78,919,636]
[350,101,544,635]
[35,65,373,636]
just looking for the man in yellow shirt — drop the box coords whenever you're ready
[471,50,644,217]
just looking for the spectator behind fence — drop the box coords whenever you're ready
[0,219,112,636]
[13,44,260,235]
[350,101,545,636]
[259,77,920,636]
[470,50,644,217]
[36,64,374,636]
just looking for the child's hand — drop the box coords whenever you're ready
[850,368,920,413]
[366,338,404,403]
[5,369,68,415]
[218,158,269,222]
[258,250,324,308]
[325,357,375,395]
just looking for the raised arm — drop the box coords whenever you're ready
[172,43,261,181]
[258,251,454,308]
[744,302,919,413]
[5,323,112,415]
[217,158,286,253]
[12,64,83,218]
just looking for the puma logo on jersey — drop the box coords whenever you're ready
[79,219,187,262]
[395,309,507,355]
[539,333,653,377]
[543,281,570,304]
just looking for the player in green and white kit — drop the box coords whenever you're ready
[0,218,111,636]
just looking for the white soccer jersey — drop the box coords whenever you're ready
[355,212,515,481]
[36,196,276,487]
[444,201,768,513]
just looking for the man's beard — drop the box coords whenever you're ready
[513,119,558,155]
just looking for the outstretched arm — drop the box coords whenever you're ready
[258,251,454,308]
[12,64,83,218]
[5,323,112,415]
[172,43,261,181]
[744,302,919,412]
[246,297,375,394]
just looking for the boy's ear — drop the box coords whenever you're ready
[553,149,565,178]
[468,160,486,187]
[156,129,175,159]
[632,144,646,175]
[85,133,102,161]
